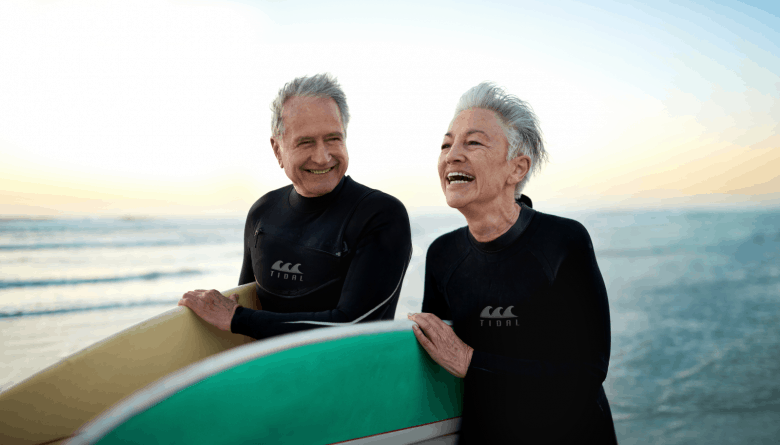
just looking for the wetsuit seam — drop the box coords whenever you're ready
[440,230,472,308]
[283,246,411,326]
[338,188,379,253]
[252,188,289,248]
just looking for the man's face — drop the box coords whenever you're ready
[271,96,349,197]
[438,108,526,209]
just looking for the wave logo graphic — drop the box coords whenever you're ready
[480,305,519,327]
[271,261,303,274]
[270,261,304,282]
[479,306,517,319]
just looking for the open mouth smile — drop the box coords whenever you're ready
[447,172,475,184]
[305,163,338,175]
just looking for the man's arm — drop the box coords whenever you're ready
[230,195,412,339]
[238,216,255,286]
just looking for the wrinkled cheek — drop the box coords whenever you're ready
[437,160,447,188]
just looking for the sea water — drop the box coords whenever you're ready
[1,209,778,443]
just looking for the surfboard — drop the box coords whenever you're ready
[0,283,261,445]
[66,319,463,444]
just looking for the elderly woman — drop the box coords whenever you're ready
[408,83,617,444]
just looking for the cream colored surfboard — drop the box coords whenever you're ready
[0,283,259,445]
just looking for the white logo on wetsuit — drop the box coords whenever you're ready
[270,260,304,281]
[480,306,519,327]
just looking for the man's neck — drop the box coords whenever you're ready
[288,176,348,212]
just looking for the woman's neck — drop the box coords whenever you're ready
[460,194,521,243]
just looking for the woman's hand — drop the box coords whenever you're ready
[408,312,474,378]
[178,289,240,331]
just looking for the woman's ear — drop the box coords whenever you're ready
[508,155,531,186]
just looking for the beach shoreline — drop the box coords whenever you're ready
[0,305,175,393]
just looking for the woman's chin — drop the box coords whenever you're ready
[444,193,471,210]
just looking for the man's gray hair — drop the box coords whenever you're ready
[271,73,350,139]
[453,82,547,196]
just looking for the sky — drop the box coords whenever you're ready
[0,0,778,217]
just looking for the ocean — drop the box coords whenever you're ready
[1,209,779,443]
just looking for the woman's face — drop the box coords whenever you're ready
[438,108,520,210]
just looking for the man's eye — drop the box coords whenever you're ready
[467,140,482,146]
[441,143,451,150]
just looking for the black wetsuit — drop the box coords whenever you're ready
[232,176,412,340]
[422,199,617,444]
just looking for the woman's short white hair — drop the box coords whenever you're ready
[271,73,350,139]
[453,82,547,197]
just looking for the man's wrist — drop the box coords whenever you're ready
[227,304,241,332]
[462,346,474,377]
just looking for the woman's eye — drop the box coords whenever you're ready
[467,140,482,146]
[441,143,451,150]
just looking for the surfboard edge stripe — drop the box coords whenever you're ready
[330,417,461,444]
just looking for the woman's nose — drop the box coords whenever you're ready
[445,142,466,163]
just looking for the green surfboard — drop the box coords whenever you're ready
[67,320,464,444]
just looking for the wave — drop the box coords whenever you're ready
[0,269,203,290]
[596,244,700,258]
[0,239,228,252]
[0,299,179,318]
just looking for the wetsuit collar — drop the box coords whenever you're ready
[288,175,349,213]
[467,201,535,253]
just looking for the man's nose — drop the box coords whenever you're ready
[311,140,332,164]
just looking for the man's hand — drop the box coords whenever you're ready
[407,312,474,378]
[178,289,240,332]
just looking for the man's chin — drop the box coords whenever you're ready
[299,174,345,197]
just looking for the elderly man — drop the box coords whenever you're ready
[408,82,617,443]
[180,73,412,339]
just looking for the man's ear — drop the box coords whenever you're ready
[508,155,531,186]
[271,137,283,168]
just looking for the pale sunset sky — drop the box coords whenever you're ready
[1,0,778,217]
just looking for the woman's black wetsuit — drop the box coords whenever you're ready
[422,199,618,444]
[231,176,412,340]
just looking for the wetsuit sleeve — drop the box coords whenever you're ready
[237,216,254,286]
[421,240,452,320]
[230,195,412,339]
[468,224,610,390]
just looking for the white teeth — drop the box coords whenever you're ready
[307,166,334,174]
[447,172,474,180]
[447,172,475,184]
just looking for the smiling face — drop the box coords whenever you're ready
[438,108,529,211]
[271,96,349,197]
